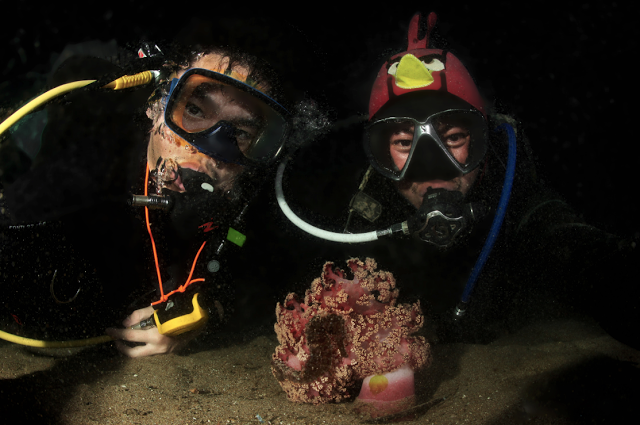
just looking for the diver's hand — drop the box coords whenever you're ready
[106,306,188,358]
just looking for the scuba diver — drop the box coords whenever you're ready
[107,48,292,356]
[274,12,639,349]
[0,39,297,356]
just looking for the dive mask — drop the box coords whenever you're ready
[164,68,290,165]
[365,108,487,181]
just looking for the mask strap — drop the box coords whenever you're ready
[162,78,180,108]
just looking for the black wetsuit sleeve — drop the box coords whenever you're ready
[0,55,154,339]
[483,120,639,349]
[512,189,640,349]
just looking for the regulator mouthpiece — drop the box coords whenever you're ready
[407,188,486,248]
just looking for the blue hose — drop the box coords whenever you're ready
[460,123,517,305]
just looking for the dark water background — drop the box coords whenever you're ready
[3,2,637,239]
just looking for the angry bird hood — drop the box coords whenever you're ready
[369,12,485,120]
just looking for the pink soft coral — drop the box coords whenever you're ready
[272,258,431,412]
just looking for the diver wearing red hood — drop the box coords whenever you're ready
[273,11,639,351]
[363,12,491,249]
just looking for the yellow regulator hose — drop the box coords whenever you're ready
[0,80,96,137]
[0,71,156,139]
[0,329,112,348]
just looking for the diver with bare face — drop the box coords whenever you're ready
[0,40,296,356]
[105,50,290,356]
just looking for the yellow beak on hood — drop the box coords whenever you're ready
[393,54,435,89]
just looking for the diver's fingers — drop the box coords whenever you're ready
[122,306,155,327]
[106,327,163,344]
[113,340,160,358]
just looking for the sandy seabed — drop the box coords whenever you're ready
[1,318,638,425]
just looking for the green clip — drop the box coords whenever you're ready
[227,227,246,247]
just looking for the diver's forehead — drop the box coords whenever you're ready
[173,53,252,80]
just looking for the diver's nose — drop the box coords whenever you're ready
[403,136,460,182]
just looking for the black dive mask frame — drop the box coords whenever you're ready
[364,108,487,182]
[163,68,290,165]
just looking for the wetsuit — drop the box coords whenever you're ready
[0,56,237,340]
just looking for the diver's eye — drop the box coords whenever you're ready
[185,102,206,119]
[233,128,258,152]
[444,131,470,147]
[389,130,414,151]
[234,129,251,140]
[392,139,412,147]
[387,121,415,150]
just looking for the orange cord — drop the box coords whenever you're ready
[144,164,206,306]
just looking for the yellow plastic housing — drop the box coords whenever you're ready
[154,293,209,336]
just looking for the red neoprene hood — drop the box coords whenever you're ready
[368,12,485,120]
